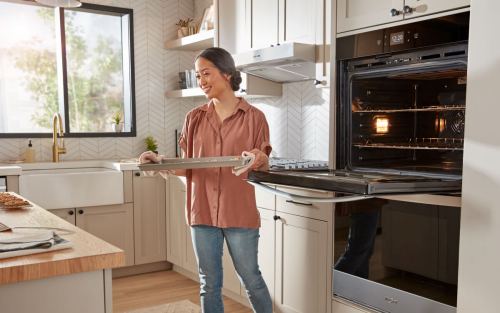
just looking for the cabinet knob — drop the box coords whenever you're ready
[403,5,413,14]
[78,210,84,214]
[240,89,246,93]
[390,9,400,16]
[270,45,274,47]
[69,210,74,215]
[273,215,281,221]
[135,172,140,176]
[277,43,280,46]
[314,80,321,86]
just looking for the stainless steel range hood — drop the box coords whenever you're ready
[232,43,316,83]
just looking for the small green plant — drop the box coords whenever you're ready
[144,135,158,152]
[113,114,122,124]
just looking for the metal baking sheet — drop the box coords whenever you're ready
[137,155,249,171]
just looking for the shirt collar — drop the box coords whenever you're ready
[199,97,250,113]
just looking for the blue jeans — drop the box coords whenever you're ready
[191,225,273,313]
[334,210,380,279]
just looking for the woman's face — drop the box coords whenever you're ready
[195,57,231,99]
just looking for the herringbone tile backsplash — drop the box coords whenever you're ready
[0,0,329,162]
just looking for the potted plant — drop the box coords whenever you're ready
[176,18,194,38]
[144,135,158,154]
[113,114,123,132]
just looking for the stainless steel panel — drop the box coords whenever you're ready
[333,270,456,313]
[232,42,316,83]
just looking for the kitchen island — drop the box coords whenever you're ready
[0,192,125,313]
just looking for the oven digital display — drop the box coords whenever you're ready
[390,31,404,45]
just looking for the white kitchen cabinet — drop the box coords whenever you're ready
[278,0,317,45]
[239,207,276,308]
[133,171,166,265]
[337,0,470,34]
[252,0,279,49]
[182,215,199,275]
[167,176,198,275]
[337,0,404,33]
[166,177,184,267]
[49,208,76,226]
[217,0,252,54]
[403,0,470,19]
[275,212,328,313]
[76,203,134,267]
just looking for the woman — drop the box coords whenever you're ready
[176,47,273,313]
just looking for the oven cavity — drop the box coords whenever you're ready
[349,67,466,177]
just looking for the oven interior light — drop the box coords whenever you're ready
[376,118,389,133]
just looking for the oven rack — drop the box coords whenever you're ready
[353,105,465,113]
[355,138,464,150]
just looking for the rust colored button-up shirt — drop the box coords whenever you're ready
[178,98,272,229]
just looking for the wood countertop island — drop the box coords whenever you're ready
[0,192,125,313]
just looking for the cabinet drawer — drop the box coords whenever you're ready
[276,186,333,221]
[256,184,275,211]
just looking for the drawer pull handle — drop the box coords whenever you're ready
[286,200,313,206]
[273,215,281,221]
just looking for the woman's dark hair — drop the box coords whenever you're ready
[195,47,242,92]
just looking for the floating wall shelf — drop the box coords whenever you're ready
[164,29,215,51]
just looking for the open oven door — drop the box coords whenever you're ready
[246,170,461,203]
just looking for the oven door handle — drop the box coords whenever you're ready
[247,181,374,203]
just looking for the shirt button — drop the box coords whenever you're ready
[214,188,217,191]
[217,141,220,144]
[215,172,218,176]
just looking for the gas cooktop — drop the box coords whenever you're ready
[269,158,328,171]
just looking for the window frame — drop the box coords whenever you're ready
[0,2,136,138]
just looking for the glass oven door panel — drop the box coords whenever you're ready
[333,200,460,312]
[347,62,467,178]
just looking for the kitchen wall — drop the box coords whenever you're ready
[0,0,329,162]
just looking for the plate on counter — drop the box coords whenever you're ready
[137,155,249,171]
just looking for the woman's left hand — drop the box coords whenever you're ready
[249,149,270,172]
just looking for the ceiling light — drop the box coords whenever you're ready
[35,0,82,8]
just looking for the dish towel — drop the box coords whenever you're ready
[139,151,174,180]
[232,151,256,176]
[0,231,74,260]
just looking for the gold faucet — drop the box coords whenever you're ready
[53,113,67,162]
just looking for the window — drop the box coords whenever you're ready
[0,2,135,138]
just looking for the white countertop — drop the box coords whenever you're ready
[0,159,141,176]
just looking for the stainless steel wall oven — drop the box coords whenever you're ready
[247,12,469,313]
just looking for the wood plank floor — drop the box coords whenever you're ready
[113,270,253,313]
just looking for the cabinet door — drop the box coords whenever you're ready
[252,0,279,49]
[337,0,404,34]
[218,0,252,54]
[76,203,134,267]
[240,208,276,307]
[49,208,76,226]
[275,212,328,313]
[403,0,469,19]
[278,0,317,45]
[133,171,166,265]
[167,176,184,267]
[183,203,199,275]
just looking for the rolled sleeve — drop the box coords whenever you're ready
[255,113,272,157]
[179,112,190,155]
